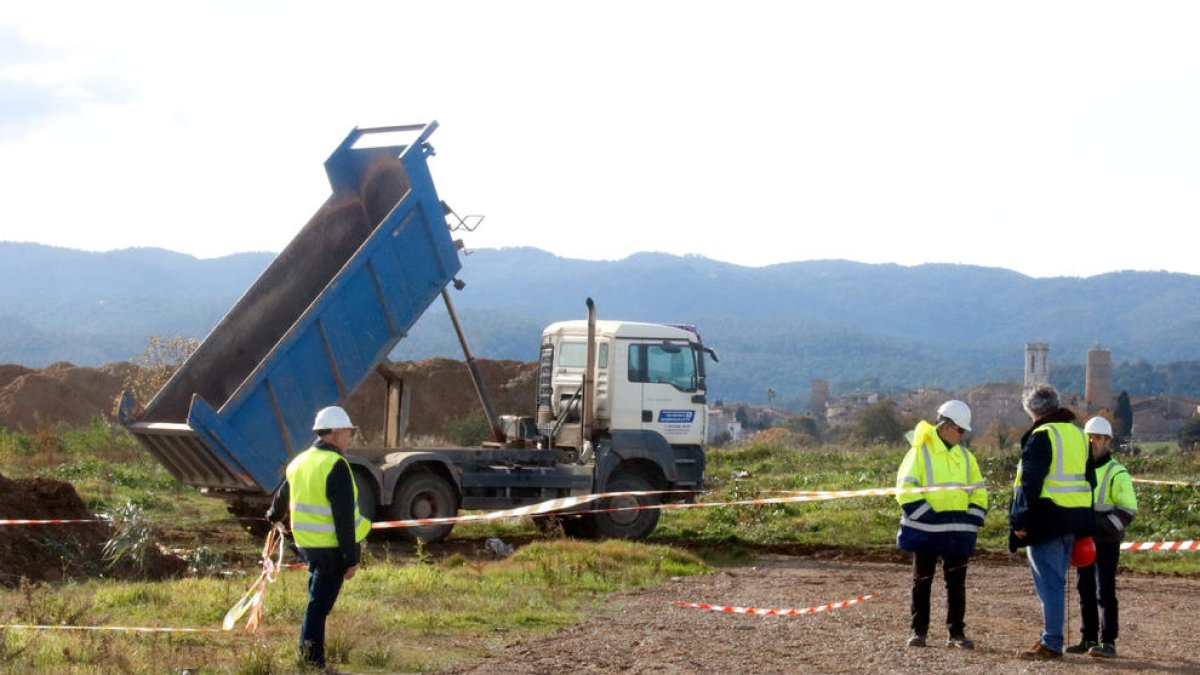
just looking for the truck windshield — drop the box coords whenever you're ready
[628,343,697,392]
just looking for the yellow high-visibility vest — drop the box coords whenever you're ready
[286,447,371,548]
[897,420,987,513]
[1013,422,1091,508]
[1094,458,1138,533]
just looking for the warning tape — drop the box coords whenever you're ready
[1132,478,1200,488]
[223,525,285,633]
[674,593,877,616]
[1121,540,1199,551]
[369,484,982,530]
[4,485,975,530]
[370,489,697,530]
[0,518,104,525]
[0,624,221,633]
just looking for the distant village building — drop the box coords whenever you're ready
[802,339,1197,444]
[965,382,1028,431]
[1129,396,1200,441]
[1085,344,1114,411]
[706,406,743,444]
[893,388,951,422]
[1025,342,1050,390]
[825,391,880,428]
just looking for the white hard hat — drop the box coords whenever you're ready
[1084,416,1113,437]
[312,405,355,431]
[936,400,972,432]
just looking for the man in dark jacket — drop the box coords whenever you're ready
[267,405,370,674]
[1010,385,1096,660]
[1065,416,1137,658]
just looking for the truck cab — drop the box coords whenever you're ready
[538,320,709,448]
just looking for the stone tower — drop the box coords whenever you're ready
[1025,342,1050,389]
[811,379,829,417]
[1085,344,1113,410]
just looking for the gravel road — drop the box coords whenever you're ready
[445,554,1200,674]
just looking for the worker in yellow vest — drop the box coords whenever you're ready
[895,400,987,650]
[267,406,371,674]
[1009,385,1096,660]
[1065,416,1137,659]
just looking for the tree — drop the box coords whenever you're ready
[854,402,905,445]
[784,415,821,441]
[1114,391,1133,445]
[121,335,200,410]
[735,405,751,429]
[1178,418,1200,453]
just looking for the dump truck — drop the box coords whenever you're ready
[119,121,715,541]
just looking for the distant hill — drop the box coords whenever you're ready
[3,241,1199,406]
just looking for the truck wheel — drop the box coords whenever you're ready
[593,472,660,540]
[352,468,379,523]
[385,470,458,543]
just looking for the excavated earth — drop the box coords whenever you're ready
[445,554,1200,674]
[0,358,537,586]
[0,470,184,586]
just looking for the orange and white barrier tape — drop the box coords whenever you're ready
[370,489,698,530]
[369,484,980,530]
[223,525,284,633]
[546,484,988,521]
[674,593,877,616]
[1121,540,1199,551]
[1132,478,1200,488]
[0,518,104,525]
[0,623,220,633]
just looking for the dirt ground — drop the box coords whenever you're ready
[0,471,184,585]
[445,555,1200,674]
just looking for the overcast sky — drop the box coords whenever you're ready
[2,2,1198,278]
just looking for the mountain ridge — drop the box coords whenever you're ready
[2,241,1198,404]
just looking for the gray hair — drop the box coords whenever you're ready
[1023,384,1060,418]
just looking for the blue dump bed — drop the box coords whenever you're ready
[122,122,461,493]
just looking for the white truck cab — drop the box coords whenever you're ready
[538,320,710,447]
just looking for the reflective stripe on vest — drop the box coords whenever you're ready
[286,447,371,548]
[1014,422,1091,508]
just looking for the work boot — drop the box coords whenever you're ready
[1088,642,1117,658]
[907,633,927,647]
[1065,639,1097,654]
[946,633,975,650]
[1018,642,1063,660]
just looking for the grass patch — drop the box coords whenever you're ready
[0,540,707,673]
[652,442,1200,574]
[1,423,1196,670]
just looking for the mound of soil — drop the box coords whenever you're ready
[0,470,184,586]
[345,358,538,440]
[0,357,535,442]
[0,361,136,432]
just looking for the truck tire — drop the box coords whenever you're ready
[352,468,379,523]
[593,472,660,540]
[385,469,458,543]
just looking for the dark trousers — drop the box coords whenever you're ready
[1075,541,1121,644]
[911,552,969,636]
[299,547,347,668]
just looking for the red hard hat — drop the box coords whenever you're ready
[1071,536,1096,568]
